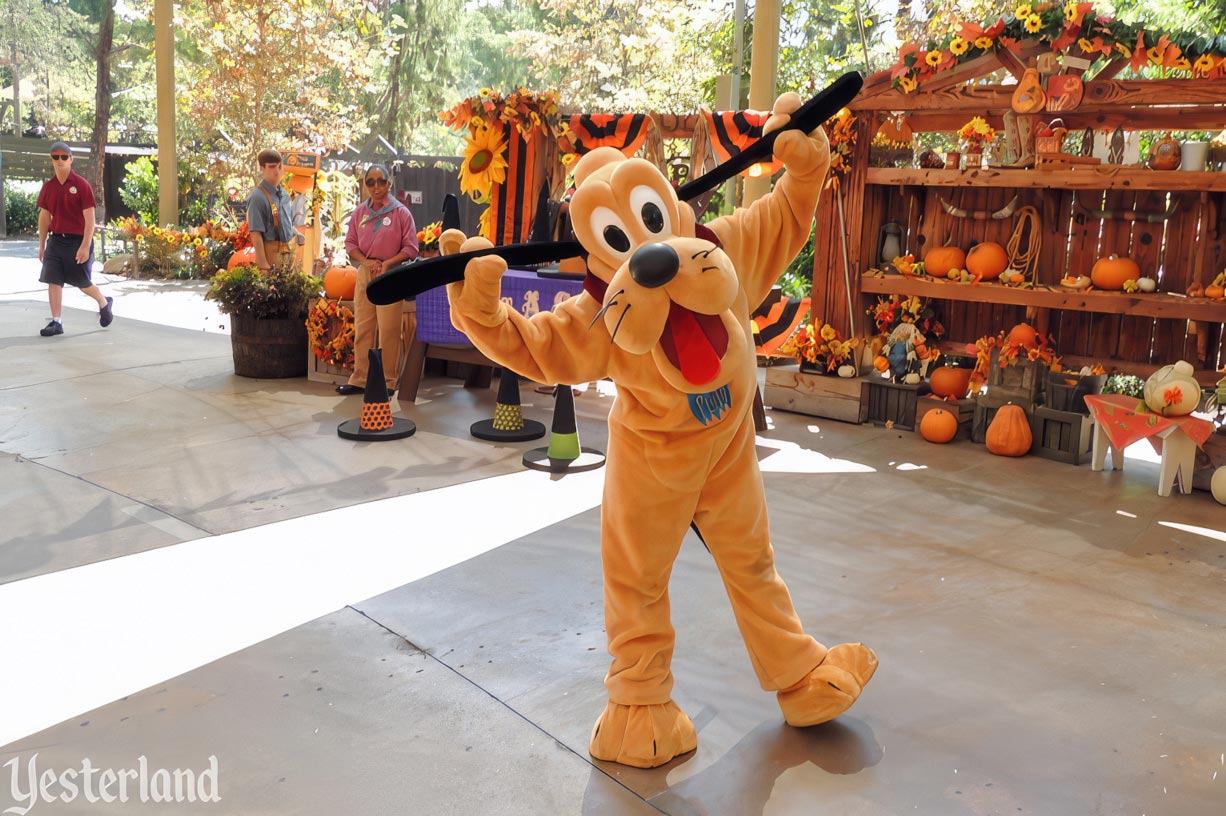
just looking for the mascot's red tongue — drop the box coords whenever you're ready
[663,303,726,385]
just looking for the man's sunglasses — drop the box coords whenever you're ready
[365,178,389,187]
[51,154,71,161]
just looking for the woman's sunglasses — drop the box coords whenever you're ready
[51,154,71,161]
[365,177,389,188]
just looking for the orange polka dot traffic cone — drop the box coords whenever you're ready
[338,350,416,441]
[471,371,546,442]
[522,385,605,473]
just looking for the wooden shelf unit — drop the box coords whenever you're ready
[861,275,1226,323]
[805,70,1226,379]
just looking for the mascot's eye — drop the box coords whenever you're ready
[589,206,632,257]
[641,203,664,233]
[603,225,631,252]
[629,185,672,236]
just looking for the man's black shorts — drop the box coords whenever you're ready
[40,234,94,288]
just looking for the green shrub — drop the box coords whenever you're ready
[119,156,212,227]
[778,221,816,299]
[4,181,40,234]
[1102,373,1145,398]
[205,264,320,319]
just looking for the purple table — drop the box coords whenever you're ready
[415,268,585,344]
[402,269,585,401]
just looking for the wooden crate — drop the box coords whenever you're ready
[1031,406,1093,465]
[308,355,353,386]
[764,364,868,424]
[915,396,976,440]
[862,379,929,430]
[306,298,355,385]
[972,394,1032,444]
[987,349,1046,405]
[1045,371,1106,414]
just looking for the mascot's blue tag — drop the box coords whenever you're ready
[688,385,733,426]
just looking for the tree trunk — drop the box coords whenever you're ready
[11,41,20,136]
[90,0,115,224]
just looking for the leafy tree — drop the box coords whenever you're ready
[508,0,724,112]
[0,0,84,135]
[366,0,464,150]
[176,0,382,183]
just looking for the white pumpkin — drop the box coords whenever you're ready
[837,364,857,378]
[1212,467,1226,506]
[1142,361,1201,416]
[902,372,922,385]
[1137,277,1157,293]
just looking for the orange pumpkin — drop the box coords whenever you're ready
[985,404,1032,456]
[929,366,972,398]
[966,241,1008,281]
[923,245,966,279]
[1006,322,1039,350]
[1090,254,1140,291]
[227,246,257,269]
[324,265,358,300]
[1205,284,1226,300]
[920,408,959,443]
[874,355,891,373]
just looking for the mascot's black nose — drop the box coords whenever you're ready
[629,243,679,289]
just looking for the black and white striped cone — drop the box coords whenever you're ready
[338,350,416,441]
[471,372,546,442]
[523,385,605,473]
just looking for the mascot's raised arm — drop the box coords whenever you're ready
[371,74,877,769]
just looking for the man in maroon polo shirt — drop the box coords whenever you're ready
[36,141,113,336]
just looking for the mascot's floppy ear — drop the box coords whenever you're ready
[573,146,627,189]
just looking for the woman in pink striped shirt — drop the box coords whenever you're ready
[337,164,419,397]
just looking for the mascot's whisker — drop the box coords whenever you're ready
[589,288,625,330]
[691,247,715,260]
[609,303,631,345]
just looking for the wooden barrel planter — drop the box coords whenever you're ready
[230,314,308,378]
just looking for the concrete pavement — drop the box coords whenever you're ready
[1,239,1224,815]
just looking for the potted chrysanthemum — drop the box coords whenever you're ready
[205,261,321,378]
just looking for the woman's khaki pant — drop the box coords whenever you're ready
[347,260,403,390]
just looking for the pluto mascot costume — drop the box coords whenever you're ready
[442,93,877,768]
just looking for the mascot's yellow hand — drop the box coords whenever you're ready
[773,125,830,180]
[762,91,830,177]
[445,234,509,327]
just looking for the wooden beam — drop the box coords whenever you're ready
[1087,57,1128,82]
[861,274,1226,321]
[849,78,1226,113]
[905,108,1226,133]
[866,167,1226,193]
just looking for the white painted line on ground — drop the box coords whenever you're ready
[0,468,605,748]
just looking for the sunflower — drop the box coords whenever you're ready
[925,50,942,67]
[1064,2,1079,21]
[975,36,993,50]
[459,124,508,203]
[950,37,969,56]
[477,206,493,241]
[898,75,918,93]
[1193,54,1216,75]
[1078,37,1095,53]
[1015,4,1032,19]
[1025,14,1042,33]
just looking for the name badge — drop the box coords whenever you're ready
[687,384,733,426]
[69,186,78,194]
[382,216,392,226]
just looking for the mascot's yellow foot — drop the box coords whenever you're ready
[777,642,878,727]
[589,700,698,768]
